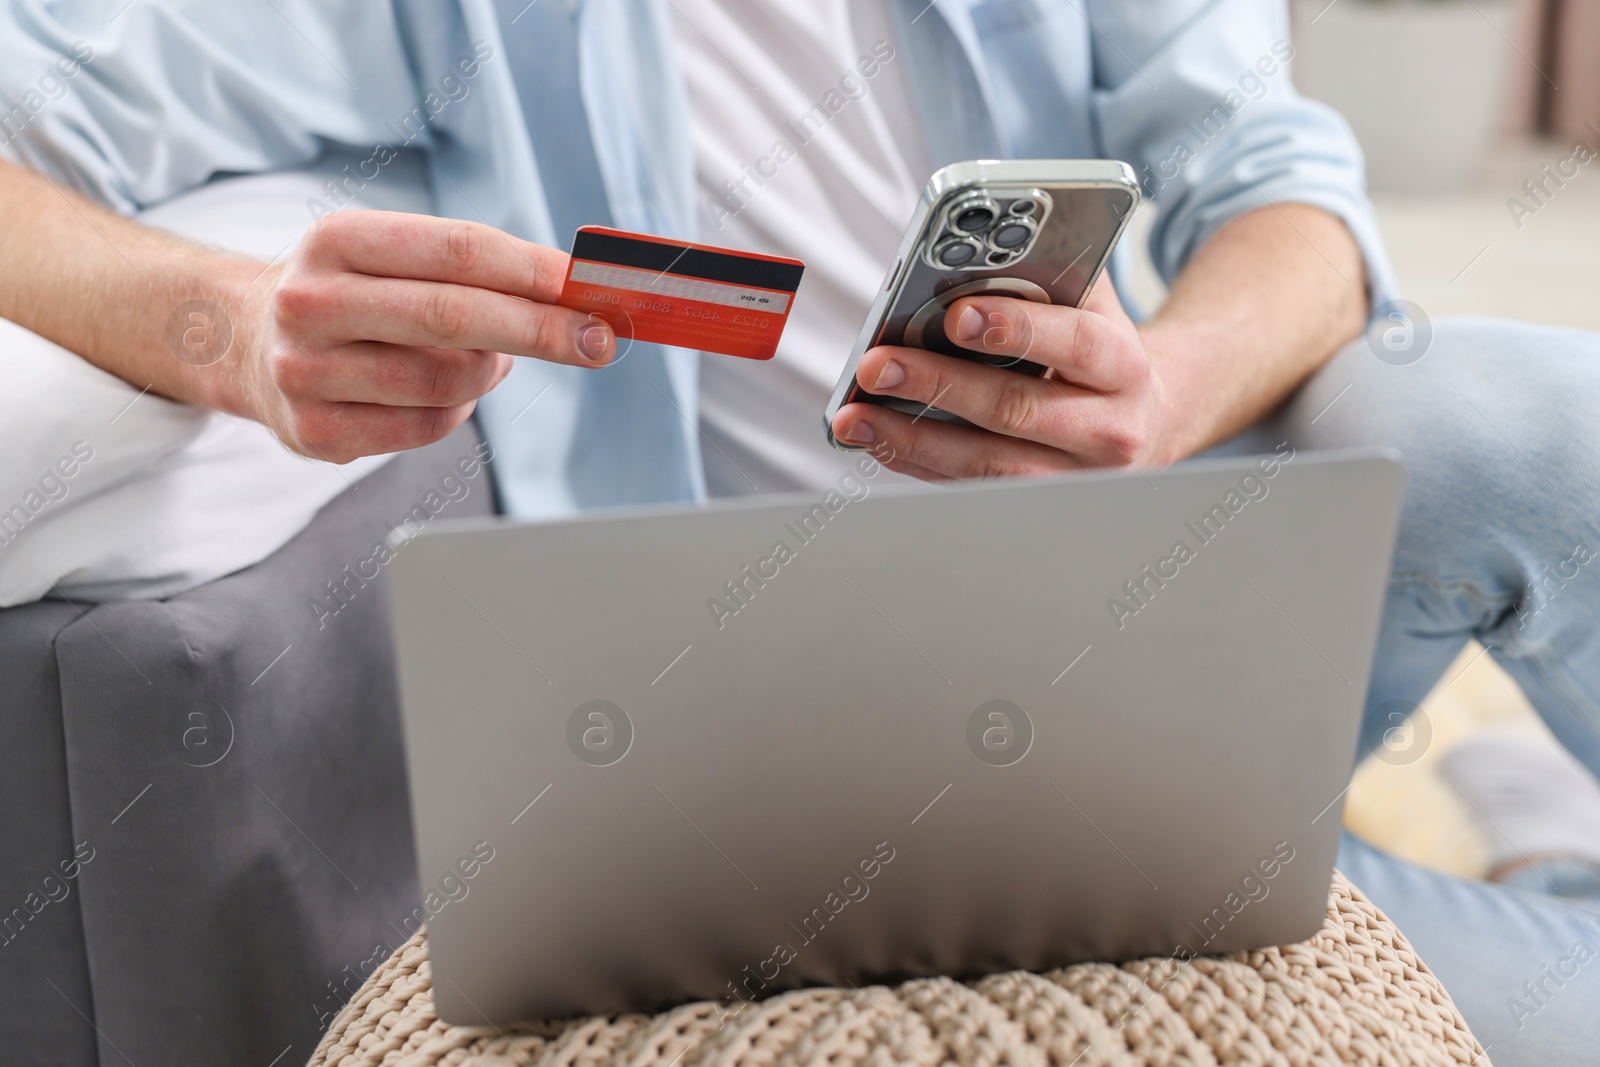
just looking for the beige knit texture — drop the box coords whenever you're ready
[308,871,1488,1067]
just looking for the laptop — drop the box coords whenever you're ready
[388,448,1404,1024]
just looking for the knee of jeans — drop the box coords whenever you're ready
[1282,317,1600,644]
[1302,318,1598,529]
[1426,318,1600,530]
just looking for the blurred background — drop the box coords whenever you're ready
[1123,0,1600,881]
[1292,0,1600,333]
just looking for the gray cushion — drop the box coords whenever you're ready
[0,422,494,1066]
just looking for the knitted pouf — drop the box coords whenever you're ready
[308,870,1488,1067]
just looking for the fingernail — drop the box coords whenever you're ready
[954,304,984,342]
[578,324,611,363]
[842,419,876,444]
[873,359,905,390]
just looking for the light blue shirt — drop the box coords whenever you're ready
[1,0,1397,518]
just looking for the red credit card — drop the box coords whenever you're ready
[557,226,804,360]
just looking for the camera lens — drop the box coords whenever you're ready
[946,194,999,235]
[1009,198,1038,216]
[935,236,981,267]
[954,206,996,232]
[992,221,1033,249]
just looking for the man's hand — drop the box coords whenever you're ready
[829,277,1167,480]
[0,160,613,464]
[829,203,1368,482]
[233,211,612,463]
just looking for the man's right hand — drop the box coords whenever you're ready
[0,159,613,465]
[234,211,613,463]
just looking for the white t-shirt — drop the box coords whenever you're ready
[670,0,929,496]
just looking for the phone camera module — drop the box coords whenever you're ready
[934,235,984,268]
[924,188,1050,271]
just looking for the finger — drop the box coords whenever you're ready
[855,344,1134,460]
[941,294,1137,392]
[830,402,1079,481]
[840,439,951,483]
[277,274,615,365]
[1078,270,1137,327]
[874,455,953,484]
[284,398,479,464]
[276,343,513,408]
[303,211,565,303]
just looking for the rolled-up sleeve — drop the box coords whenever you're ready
[0,0,418,213]
[1088,0,1396,307]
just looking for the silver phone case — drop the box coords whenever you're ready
[824,160,1140,450]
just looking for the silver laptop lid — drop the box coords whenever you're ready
[390,449,1403,1023]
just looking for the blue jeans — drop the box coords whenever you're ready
[1227,317,1600,1065]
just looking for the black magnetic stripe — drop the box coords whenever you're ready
[572,230,804,292]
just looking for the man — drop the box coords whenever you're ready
[3,0,1598,1063]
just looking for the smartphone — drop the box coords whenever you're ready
[824,160,1140,449]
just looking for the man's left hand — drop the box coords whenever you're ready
[829,277,1172,481]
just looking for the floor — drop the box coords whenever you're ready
[1343,137,1600,878]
